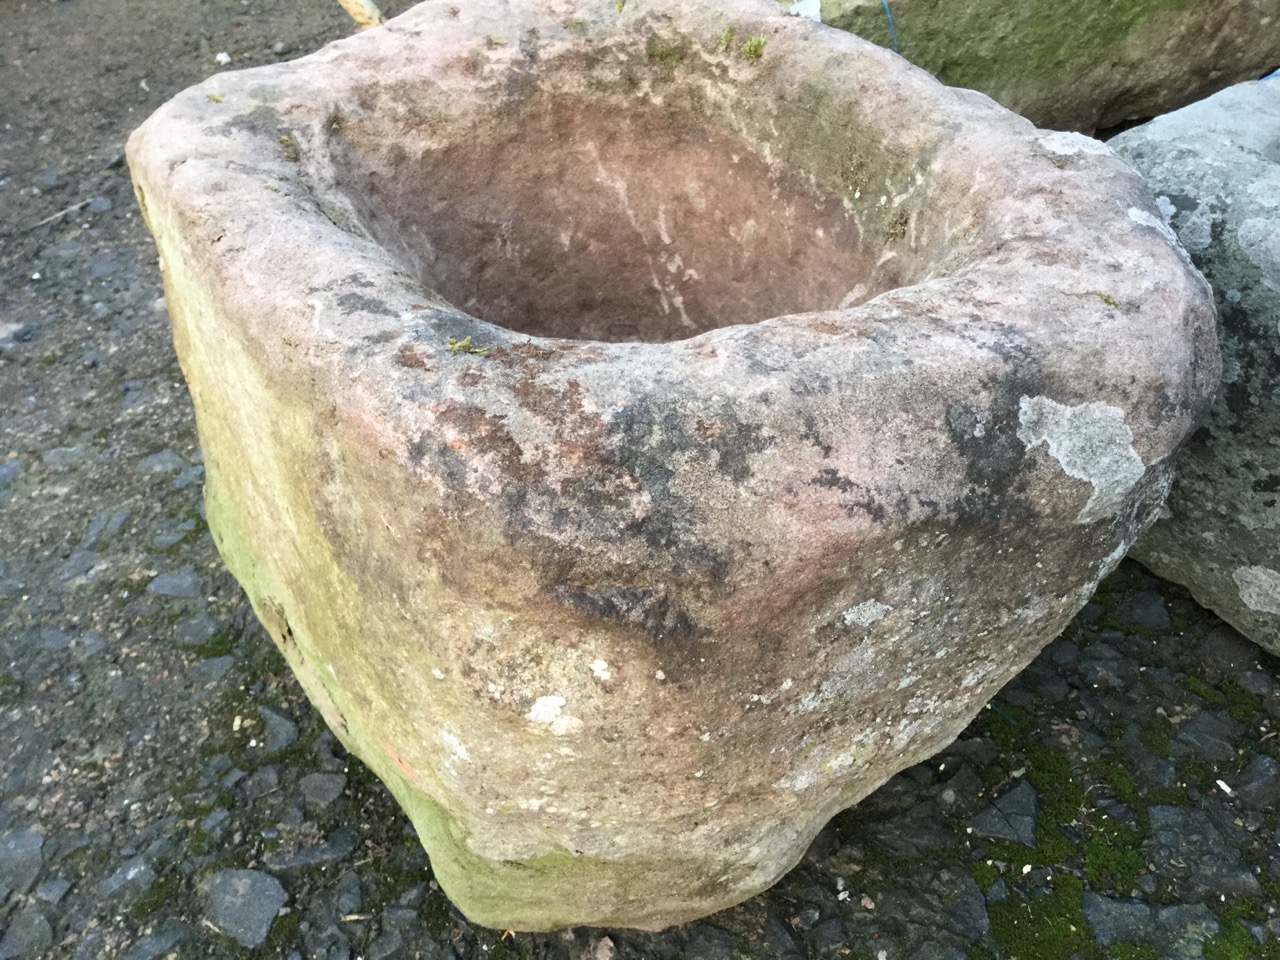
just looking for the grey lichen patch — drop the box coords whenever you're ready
[1016,396,1146,523]
[842,599,891,627]
[1233,565,1280,614]
[1036,132,1111,158]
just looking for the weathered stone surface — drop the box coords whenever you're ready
[1111,82,1280,653]
[821,0,1280,133]
[128,0,1216,931]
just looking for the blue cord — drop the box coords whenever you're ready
[880,0,899,52]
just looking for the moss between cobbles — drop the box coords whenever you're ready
[1184,674,1230,708]
[966,858,1001,892]
[1109,947,1162,960]
[1088,757,1142,810]
[1203,920,1280,960]
[1083,827,1144,892]
[266,909,304,952]
[1221,680,1264,725]
[988,873,1092,959]
[128,870,182,921]
[1139,718,1173,758]
[420,885,453,938]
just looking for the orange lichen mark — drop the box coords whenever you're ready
[432,399,547,484]
[395,344,432,370]
[385,740,427,789]
[693,419,726,441]
[509,376,610,477]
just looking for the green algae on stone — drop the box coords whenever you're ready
[820,0,1279,131]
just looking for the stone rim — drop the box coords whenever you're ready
[128,0,1214,478]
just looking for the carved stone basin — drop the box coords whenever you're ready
[127,0,1218,931]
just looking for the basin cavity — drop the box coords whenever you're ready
[332,98,906,342]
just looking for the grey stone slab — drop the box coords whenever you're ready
[1083,893,1152,946]
[1153,904,1220,960]
[147,566,202,598]
[263,827,359,872]
[33,877,71,904]
[191,655,235,686]
[299,772,347,810]
[119,927,186,960]
[0,828,44,899]
[865,800,958,858]
[136,448,186,474]
[1176,710,1245,763]
[174,613,219,647]
[1112,590,1172,632]
[41,445,85,470]
[969,780,1039,847]
[258,705,299,754]
[241,765,280,801]
[1234,754,1280,808]
[97,856,156,899]
[205,869,288,949]
[1115,81,1280,651]
[0,906,53,959]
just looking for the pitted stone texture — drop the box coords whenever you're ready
[128,0,1216,931]
[1112,82,1280,653]
[822,0,1280,133]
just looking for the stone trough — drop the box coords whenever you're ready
[127,0,1218,931]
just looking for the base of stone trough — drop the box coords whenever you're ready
[128,0,1217,930]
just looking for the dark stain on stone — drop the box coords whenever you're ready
[338,292,395,317]
[311,272,376,295]
[1254,474,1280,494]
[707,418,772,483]
[1163,192,1200,216]
[218,104,281,140]
[518,27,541,62]
[809,468,889,522]
[407,433,432,467]
[608,396,682,497]
[942,373,1041,526]
[1150,387,1182,426]
[1224,379,1254,420]
[611,393,769,487]
[555,585,696,645]
[800,413,833,457]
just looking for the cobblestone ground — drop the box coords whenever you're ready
[2,2,1277,958]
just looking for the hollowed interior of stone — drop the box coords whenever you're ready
[331,97,911,343]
